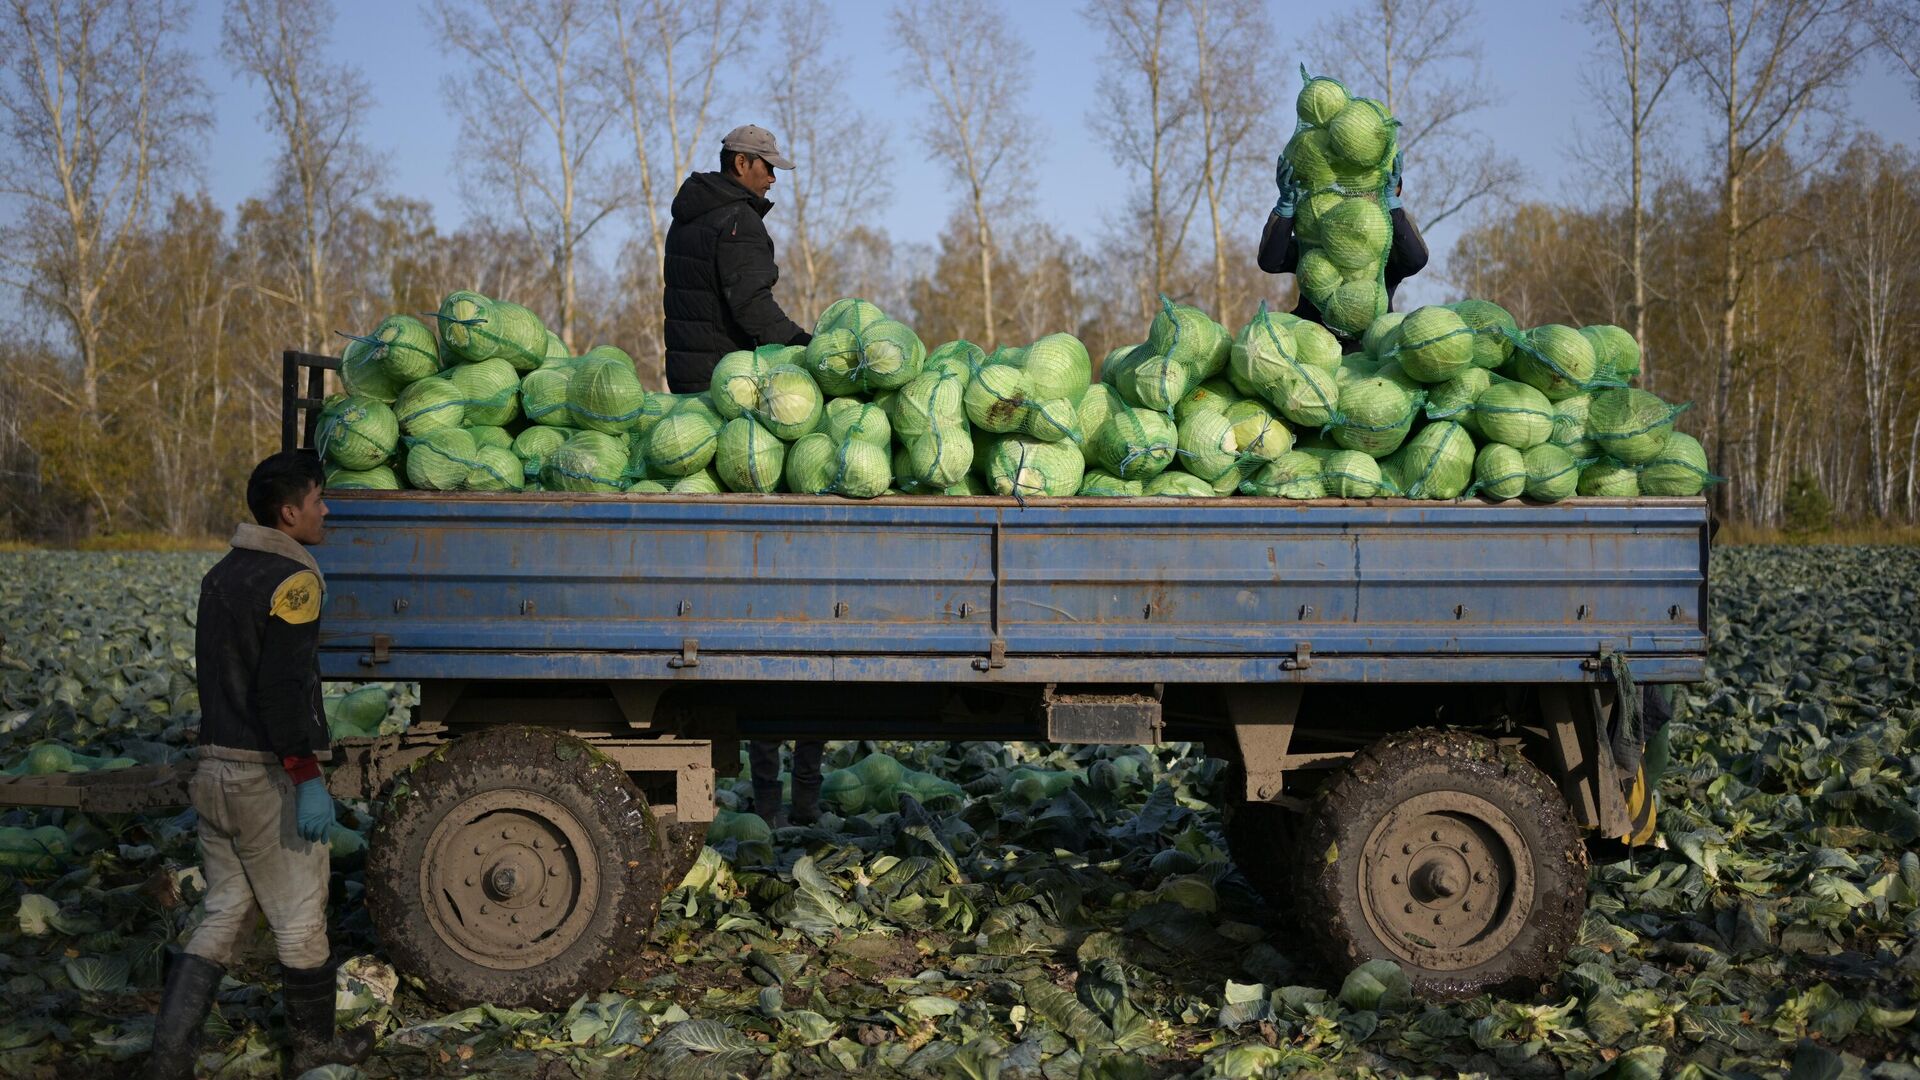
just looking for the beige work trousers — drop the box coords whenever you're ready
[183,757,331,969]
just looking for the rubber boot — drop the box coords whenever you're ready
[280,960,373,1077]
[144,950,224,1080]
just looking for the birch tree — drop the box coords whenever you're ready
[1308,0,1523,230]
[892,0,1038,344]
[766,0,892,322]
[602,0,749,357]
[1671,0,1866,511]
[1813,141,1920,520]
[0,0,206,416]
[1082,0,1197,315]
[1866,0,1919,100]
[222,0,372,352]
[1186,0,1275,321]
[1577,0,1681,386]
[432,0,622,347]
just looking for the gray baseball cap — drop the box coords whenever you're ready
[720,124,794,170]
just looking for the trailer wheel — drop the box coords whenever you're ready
[367,726,666,1009]
[1292,729,1587,1000]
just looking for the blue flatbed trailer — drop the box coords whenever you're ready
[305,488,1706,1006]
[0,350,1714,1009]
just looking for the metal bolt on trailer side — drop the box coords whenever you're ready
[0,349,1712,1009]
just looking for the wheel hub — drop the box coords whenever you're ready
[421,789,601,970]
[1359,791,1534,970]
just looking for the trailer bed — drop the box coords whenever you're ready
[316,492,1709,685]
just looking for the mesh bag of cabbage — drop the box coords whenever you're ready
[1283,66,1398,340]
[1232,300,1345,430]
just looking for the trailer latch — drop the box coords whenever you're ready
[359,634,391,667]
[972,638,1006,672]
[669,638,699,669]
[1280,642,1312,671]
[1580,641,1616,672]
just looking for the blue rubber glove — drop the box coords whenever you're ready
[294,777,334,843]
[1384,151,1404,212]
[1273,156,1297,218]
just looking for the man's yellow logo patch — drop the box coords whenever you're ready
[269,571,322,625]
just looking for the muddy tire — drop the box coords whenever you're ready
[367,726,666,1009]
[1292,728,1587,1000]
[1223,799,1298,910]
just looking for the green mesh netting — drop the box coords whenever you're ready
[1448,300,1518,370]
[824,398,892,448]
[1578,459,1641,497]
[444,358,521,427]
[1327,97,1393,168]
[325,464,400,491]
[715,417,786,494]
[1077,470,1143,497]
[1383,420,1474,500]
[1323,450,1382,497]
[646,400,723,478]
[1472,381,1556,449]
[1176,408,1242,482]
[1225,399,1292,465]
[405,428,482,491]
[1089,402,1178,481]
[1422,368,1491,437]
[1523,443,1586,503]
[568,354,647,433]
[1587,388,1688,465]
[1143,470,1217,497]
[894,428,974,491]
[1174,378,1240,423]
[1579,324,1642,384]
[339,314,440,402]
[926,340,986,380]
[519,361,577,427]
[1394,305,1476,383]
[986,434,1084,499]
[752,366,825,440]
[317,394,398,471]
[964,361,1032,433]
[393,375,468,435]
[1472,443,1527,501]
[889,369,967,438]
[433,291,549,371]
[1241,451,1326,498]
[466,445,524,491]
[1503,324,1602,401]
[1638,432,1719,496]
[1331,377,1418,458]
[511,427,570,481]
[543,431,631,493]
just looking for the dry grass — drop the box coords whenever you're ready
[1716,521,1920,547]
[1,532,225,553]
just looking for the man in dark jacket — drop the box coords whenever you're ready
[146,451,372,1080]
[1257,152,1429,348]
[663,124,813,393]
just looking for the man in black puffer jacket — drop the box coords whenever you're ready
[663,124,813,393]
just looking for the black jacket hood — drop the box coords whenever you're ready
[671,171,771,224]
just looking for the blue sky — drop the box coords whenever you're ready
[193,0,1918,305]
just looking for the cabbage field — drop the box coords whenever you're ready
[1,547,1917,1078]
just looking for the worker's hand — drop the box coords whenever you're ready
[294,777,334,843]
[1384,151,1404,212]
[1273,156,1297,218]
